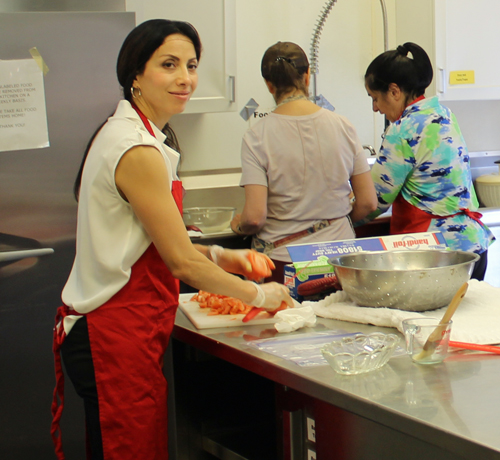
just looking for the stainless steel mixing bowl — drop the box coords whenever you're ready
[328,250,479,311]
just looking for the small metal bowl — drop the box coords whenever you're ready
[183,207,236,234]
[328,250,478,311]
[321,333,399,375]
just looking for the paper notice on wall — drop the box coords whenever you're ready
[0,59,49,152]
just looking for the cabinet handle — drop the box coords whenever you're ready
[438,67,445,94]
[228,75,235,103]
[282,409,303,460]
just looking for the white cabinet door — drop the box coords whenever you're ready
[127,0,236,113]
[396,0,500,101]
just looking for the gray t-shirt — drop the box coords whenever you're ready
[240,108,370,261]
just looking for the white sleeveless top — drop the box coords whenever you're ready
[62,100,180,315]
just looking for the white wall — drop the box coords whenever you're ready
[444,100,500,152]
[126,0,390,181]
[125,0,500,210]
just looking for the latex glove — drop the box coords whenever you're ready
[209,247,274,280]
[245,250,275,281]
[249,281,294,312]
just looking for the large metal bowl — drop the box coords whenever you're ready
[328,250,479,311]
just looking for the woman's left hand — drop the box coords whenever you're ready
[214,248,274,279]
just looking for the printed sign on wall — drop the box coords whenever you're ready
[0,58,49,152]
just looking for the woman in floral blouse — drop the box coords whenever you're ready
[360,42,494,280]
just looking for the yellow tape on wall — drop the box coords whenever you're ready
[29,47,49,75]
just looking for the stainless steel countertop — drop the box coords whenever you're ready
[173,310,500,459]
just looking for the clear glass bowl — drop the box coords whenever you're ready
[321,333,399,375]
[183,207,236,234]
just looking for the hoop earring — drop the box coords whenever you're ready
[131,87,142,98]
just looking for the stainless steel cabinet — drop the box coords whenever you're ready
[0,11,136,459]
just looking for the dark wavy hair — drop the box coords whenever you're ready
[365,42,433,102]
[74,19,202,200]
[261,41,309,102]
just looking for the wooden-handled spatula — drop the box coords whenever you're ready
[413,282,469,361]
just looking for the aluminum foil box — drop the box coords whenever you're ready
[286,232,448,264]
[284,260,336,301]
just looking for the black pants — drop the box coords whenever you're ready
[61,317,104,460]
[471,250,488,281]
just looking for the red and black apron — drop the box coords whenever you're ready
[52,106,182,459]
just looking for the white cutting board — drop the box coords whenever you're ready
[178,293,279,329]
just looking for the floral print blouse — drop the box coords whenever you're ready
[366,96,494,254]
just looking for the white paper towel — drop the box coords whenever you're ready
[274,305,317,333]
[305,280,500,344]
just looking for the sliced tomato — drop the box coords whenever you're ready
[242,306,265,323]
[242,301,288,323]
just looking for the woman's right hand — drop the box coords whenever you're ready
[250,281,294,311]
[230,213,244,234]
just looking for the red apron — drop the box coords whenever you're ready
[391,193,483,234]
[52,106,183,459]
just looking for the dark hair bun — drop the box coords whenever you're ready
[365,42,433,98]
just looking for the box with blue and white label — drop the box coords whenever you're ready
[286,231,448,264]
